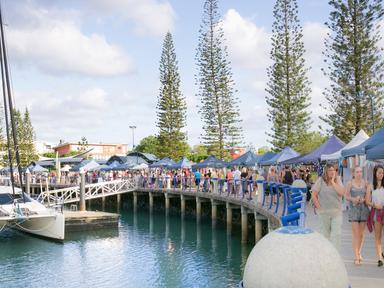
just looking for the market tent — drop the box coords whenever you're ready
[281,135,345,165]
[366,142,384,160]
[321,130,369,161]
[257,152,276,164]
[71,160,100,172]
[60,164,72,172]
[342,127,384,158]
[131,163,149,170]
[30,164,48,173]
[228,151,262,167]
[114,163,134,171]
[169,157,194,169]
[260,147,299,166]
[149,157,176,168]
[192,155,227,169]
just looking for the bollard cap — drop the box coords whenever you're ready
[243,226,349,288]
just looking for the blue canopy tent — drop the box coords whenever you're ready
[169,157,193,170]
[260,147,299,166]
[256,152,276,164]
[192,156,227,169]
[342,127,384,158]
[30,164,48,173]
[228,151,262,167]
[366,142,384,160]
[281,135,345,165]
[149,157,176,169]
[114,163,133,171]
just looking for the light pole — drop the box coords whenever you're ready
[129,125,136,151]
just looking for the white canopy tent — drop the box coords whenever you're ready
[321,130,369,161]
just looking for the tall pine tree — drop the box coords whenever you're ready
[266,0,312,151]
[3,108,38,167]
[156,32,189,160]
[20,108,38,166]
[322,0,384,142]
[196,0,242,160]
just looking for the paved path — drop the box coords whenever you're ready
[305,208,384,288]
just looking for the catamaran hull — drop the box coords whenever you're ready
[14,213,65,241]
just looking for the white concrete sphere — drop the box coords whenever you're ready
[243,226,349,288]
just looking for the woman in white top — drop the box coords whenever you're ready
[365,164,384,267]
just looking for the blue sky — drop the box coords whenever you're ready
[3,0,337,149]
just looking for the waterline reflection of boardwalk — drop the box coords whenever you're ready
[305,209,384,288]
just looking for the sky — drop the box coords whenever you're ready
[2,0,335,149]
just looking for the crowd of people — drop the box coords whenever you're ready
[312,163,384,267]
[1,161,383,267]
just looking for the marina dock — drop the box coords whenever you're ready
[64,210,119,232]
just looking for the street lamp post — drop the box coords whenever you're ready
[129,125,137,164]
[129,125,136,151]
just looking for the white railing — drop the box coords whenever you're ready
[37,179,137,206]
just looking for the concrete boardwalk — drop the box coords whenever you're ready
[305,208,384,288]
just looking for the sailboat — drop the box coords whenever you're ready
[0,4,65,240]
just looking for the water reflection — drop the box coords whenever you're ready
[0,207,253,288]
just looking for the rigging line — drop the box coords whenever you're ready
[0,3,25,203]
[0,11,14,197]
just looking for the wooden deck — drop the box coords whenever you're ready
[305,209,384,288]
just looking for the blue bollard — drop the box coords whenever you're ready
[281,212,300,226]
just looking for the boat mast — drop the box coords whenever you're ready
[0,3,25,201]
[0,24,14,197]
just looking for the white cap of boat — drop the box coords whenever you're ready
[242,226,349,288]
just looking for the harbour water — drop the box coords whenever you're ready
[0,207,254,288]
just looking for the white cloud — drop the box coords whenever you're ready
[6,5,134,77]
[222,9,270,70]
[90,0,175,37]
[15,87,110,141]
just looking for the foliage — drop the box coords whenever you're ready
[156,32,189,160]
[321,0,384,142]
[196,0,243,159]
[135,135,160,157]
[266,0,312,151]
[295,131,327,154]
[188,144,209,163]
[257,146,270,155]
[2,108,38,167]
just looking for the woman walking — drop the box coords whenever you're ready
[365,164,384,267]
[312,163,345,250]
[345,166,369,265]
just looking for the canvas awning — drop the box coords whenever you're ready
[321,130,369,161]
[260,147,299,166]
[228,151,262,167]
[169,157,194,169]
[192,155,227,169]
[281,135,345,165]
[342,127,384,158]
